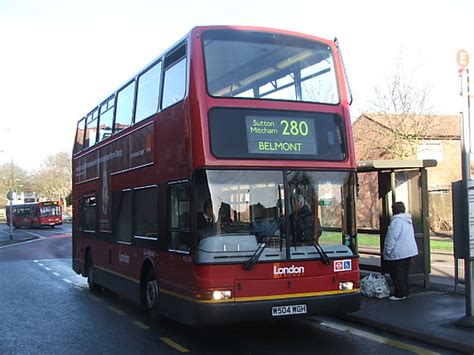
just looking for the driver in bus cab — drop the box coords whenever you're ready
[290,194,322,244]
[197,199,215,238]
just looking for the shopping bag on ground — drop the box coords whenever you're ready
[361,273,390,298]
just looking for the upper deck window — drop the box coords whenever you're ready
[114,81,136,133]
[203,30,339,104]
[162,44,187,110]
[84,110,99,149]
[99,96,115,142]
[74,118,86,153]
[136,61,162,123]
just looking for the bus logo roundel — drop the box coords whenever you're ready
[334,259,352,272]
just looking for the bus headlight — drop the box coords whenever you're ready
[339,282,354,291]
[212,290,232,301]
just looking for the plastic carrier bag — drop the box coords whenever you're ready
[361,273,390,298]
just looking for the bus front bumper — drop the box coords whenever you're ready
[161,291,361,326]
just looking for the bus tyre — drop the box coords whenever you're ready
[144,270,160,318]
[86,257,101,292]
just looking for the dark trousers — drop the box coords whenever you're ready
[386,257,412,298]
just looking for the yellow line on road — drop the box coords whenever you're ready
[108,306,126,316]
[160,337,189,353]
[133,320,150,330]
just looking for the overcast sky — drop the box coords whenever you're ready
[0,0,472,170]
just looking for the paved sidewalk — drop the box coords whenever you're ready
[0,224,39,247]
[343,278,474,354]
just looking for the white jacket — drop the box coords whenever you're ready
[383,213,418,260]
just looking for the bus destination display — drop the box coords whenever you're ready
[245,116,317,155]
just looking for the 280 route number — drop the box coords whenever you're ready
[280,120,309,136]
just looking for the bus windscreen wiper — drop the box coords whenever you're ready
[243,243,266,270]
[295,217,330,265]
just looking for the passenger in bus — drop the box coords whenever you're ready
[197,199,215,238]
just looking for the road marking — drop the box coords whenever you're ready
[133,320,150,330]
[318,321,439,355]
[44,267,51,271]
[34,260,38,263]
[53,272,60,276]
[38,263,44,267]
[23,231,45,239]
[0,237,43,249]
[108,306,126,316]
[90,295,102,302]
[160,337,190,352]
[63,278,72,284]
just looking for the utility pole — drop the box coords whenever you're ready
[456,49,474,327]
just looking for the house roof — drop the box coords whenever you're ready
[353,113,460,140]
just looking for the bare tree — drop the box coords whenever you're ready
[368,54,436,159]
[0,163,31,208]
[34,152,72,203]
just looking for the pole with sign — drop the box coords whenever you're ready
[456,49,474,327]
[6,191,16,240]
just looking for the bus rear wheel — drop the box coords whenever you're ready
[86,255,101,292]
[143,270,160,318]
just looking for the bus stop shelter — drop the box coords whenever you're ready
[356,159,437,288]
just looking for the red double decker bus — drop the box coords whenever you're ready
[6,201,62,228]
[72,26,360,325]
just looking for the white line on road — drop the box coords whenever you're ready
[62,278,72,284]
[44,267,51,271]
[316,320,439,355]
[38,263,44,267]
[0,236,43,249]
[53,272,60,276]
[22,231,46,239]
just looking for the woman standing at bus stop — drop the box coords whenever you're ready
[383,201,418,301]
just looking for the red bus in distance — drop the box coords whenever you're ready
[6,201,62,228]
[72,25,360,325]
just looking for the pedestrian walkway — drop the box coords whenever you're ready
[0,223,39,247]
[342,276,474,354]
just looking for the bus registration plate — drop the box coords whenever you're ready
[271,304,307,317]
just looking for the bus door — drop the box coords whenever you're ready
[163,183,193,289]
